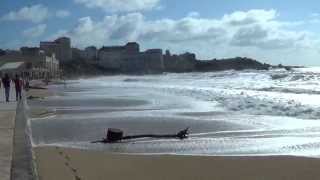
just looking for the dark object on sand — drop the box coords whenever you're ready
[29,86,47,90]
[92,127,189,143]
[27,96,43,100]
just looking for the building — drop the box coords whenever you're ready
[71,48,86,60]
[84,46,97,61]
[20,47,40,56]
[45,54,60,79]
[40,37,72,62]
[97,42,164,73]
[98,46,124,69]
[0,52,60,79]
[163,51,196,72]
[0,62,26,77]
[125,42,140,54]
[144,49,164,73]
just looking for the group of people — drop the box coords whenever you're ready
[0,73,24,102]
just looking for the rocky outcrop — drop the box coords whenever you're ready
[195,57,270,72]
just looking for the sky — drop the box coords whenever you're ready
[1,0,320,66]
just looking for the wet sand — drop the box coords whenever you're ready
[35,146,320,180]
[26,88,55,99]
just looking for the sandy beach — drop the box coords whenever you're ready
[34,146,320,180]
[27,78,320,180]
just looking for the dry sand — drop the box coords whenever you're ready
[34,146,320,180]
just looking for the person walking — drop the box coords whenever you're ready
[13,74,23,101]
[2,73,11,102]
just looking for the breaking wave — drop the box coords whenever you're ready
[95,68,320,120]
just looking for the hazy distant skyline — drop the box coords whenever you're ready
[1,0,320,66]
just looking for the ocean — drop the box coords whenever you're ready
[28,67,320,156]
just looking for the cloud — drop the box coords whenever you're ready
[60,9,306,49]
[56,13,144,47]
[231,25,268,46]
[222,9,277,26]
[310,13,320,18]
[74,0,160,12]
[56,10,71,18]
[22,24,47,38]
[1,4,49,23]
[187,12,200,18]
[49,9,320,65]
[230,24,308,49]
[140,17,226,44]
[53,13,226,48]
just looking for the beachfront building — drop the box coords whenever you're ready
[40,37,72,62]
[98,42,164,73]
[144,49,164,73]
[20,47,40,56]
[0,62,27,77]
[163,51,197,72]
[0,52,60,79]
[45,54,60,79]
[85,46,98,61]
[0,61,47,79]
[71,48,86,60]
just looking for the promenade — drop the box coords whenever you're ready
[0,87,17,180]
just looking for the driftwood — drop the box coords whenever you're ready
[29,86,47,90]
[27,96,44,100]
[92,128,189,143]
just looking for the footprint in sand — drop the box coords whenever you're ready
[65,155,70,161]
[71,168,77,173]
[55,147,82,180]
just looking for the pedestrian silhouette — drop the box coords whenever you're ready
[2,73,11,102]
[13,74,23,101]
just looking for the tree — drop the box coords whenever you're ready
[0,49,6,56]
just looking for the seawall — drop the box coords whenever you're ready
[10,96,37,180]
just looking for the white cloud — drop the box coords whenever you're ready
[64,13,144,47]
[50,9,320,65]
[1,4,49,23]
[74,0,160,12]
[308,13,320,24]
[222,9,277,26]
[22,24,47,38]
[187,12,200,18]
[310,13,320,18]
[56,10,71,18]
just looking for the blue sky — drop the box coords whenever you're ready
[1,0,320,66]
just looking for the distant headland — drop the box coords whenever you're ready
[0,37,297,78]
